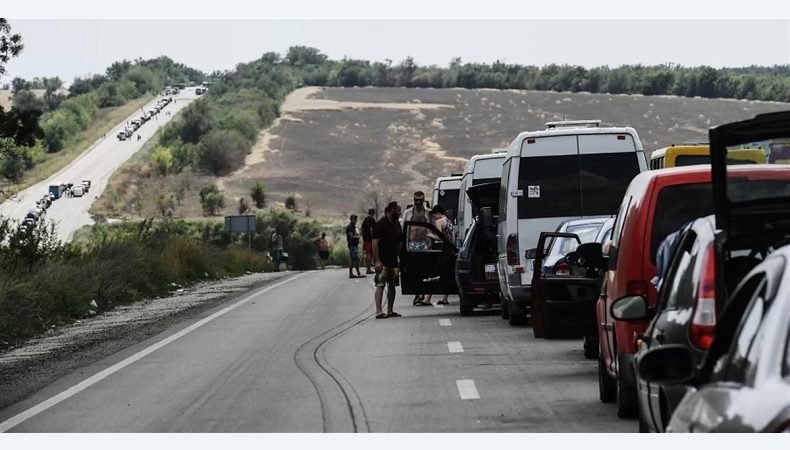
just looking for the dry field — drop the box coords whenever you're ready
[98,87,790,222]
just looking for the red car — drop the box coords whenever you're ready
[597,165,727,418]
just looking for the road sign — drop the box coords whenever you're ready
[224,215,256,233]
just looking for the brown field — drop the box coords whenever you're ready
[98,87,790,222]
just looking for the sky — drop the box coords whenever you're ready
[2,0,790,85]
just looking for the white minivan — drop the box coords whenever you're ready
[456,151,507,244]
[497,120,647,325]
[432,173,462,225]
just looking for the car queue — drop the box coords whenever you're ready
[399,112,790,432]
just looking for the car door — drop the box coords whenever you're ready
[531,231,602,338]
[400,221,458,295]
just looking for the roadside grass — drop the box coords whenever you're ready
[8,95,154,195]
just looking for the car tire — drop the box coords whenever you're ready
[584,336,599,359]
[460,304,474,316]
[616,355,639,418]
[508,304,527,326]
[500,296,509,319]
[598,355,616,403]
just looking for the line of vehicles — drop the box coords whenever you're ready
[400,113,790,432]
[21,180,92,228]
[117,96,173,141]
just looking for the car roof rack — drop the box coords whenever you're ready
[545,120,602,129]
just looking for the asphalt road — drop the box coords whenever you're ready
[0,89,199,241]
[0,269,634,432]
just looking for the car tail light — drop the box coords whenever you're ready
[626,280,648,296]
[690,244,716,350]
[555,261,570,276]
[507,234,519,265]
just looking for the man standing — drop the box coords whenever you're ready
[314,232,330,270]
[403,190,431,306]
[373,201,402,319]
[361,208,376,274]
[346,214,364,278]
[271,230,284,271]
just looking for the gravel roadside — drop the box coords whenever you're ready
[0,270,294,409]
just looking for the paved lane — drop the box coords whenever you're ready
[0,270,634,432]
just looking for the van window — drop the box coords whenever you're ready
[675,155,711,167]
[499,158,512,222]
[650,183,714,264]
[579,153,641,215]
[437,188,459,223]
[517,155,581,219]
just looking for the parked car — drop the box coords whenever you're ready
[455,182,500,316]
[637,244,790,432]
[541,217,612,276]
[72,186,84,197]
[597,165,722,418]
[609,111,790,427]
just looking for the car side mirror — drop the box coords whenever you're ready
[611,295,649,321]
[637,345,695,385]
[525,248,538,259]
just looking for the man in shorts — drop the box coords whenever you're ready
[346,214,364,278]
[314,232,330,269]
[403,190,432,306]
[361,208,376,274]
[372,201,402,319]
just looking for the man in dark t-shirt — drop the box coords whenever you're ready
[361,208,376,274]
[346,214,363,279]
[372,201,402,319]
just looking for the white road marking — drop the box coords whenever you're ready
[447,341,464,353]
[456,379,480,400]
[433,303,445,309]
[0,273,304,433]
[439,319,452,327]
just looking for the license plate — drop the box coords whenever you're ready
[485,264,496,273]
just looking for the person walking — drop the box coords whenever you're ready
[373,201,403,319]
[314,232,330,270]
[361,208,376,274]
[271,230,284,271]
[403,190,431,306]
[346,214,364,278]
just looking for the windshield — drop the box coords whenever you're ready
[725,140,790,206]
[546,222,605,263]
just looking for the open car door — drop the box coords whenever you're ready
[530,232,605,339]
[400,221,459,295]
[710,111,790,302]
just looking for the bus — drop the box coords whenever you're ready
[649,144,766,169]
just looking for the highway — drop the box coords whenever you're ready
[0,88,199,241]
[0,270,633,432]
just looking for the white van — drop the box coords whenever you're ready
[497,120,647,325]
[432,173,462,225]
[456,151,507,243]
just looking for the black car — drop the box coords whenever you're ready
[638,244,790,432]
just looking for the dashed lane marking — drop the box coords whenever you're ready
[456,379,480,400]
[439,319,452,327]
[447,341,464,353]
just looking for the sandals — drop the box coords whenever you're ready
[437,300,450,305]
[387,312,402,317]
[375,313,388,319]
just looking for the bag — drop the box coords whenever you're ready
[443,219,454,242]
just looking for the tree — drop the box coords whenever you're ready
[152,146,174,176]
[250,182,266,208]
[11,89,45,111]
[285,195,296,210]
[156,194,175,217]
[0,19,23,78]
[199,184,225,216]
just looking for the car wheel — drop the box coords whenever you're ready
[598,355,616,403]
[584,335,599,359]
[616,355,639,418]
[500,293,509,320]
[508,304,527,326]
[460,304,474,316]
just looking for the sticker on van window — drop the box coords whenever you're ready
[528,186,541,198]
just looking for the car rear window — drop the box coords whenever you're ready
[650,183,714,264]
[517,153,640,219]
[437,189,459,221]
[675,155,710,167]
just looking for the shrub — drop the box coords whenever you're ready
[285,195,296,210]
[250,182,266,208]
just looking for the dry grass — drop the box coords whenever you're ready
[7,95,153,195]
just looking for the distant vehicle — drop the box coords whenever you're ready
[457,152,506,243]
[432,174,462,233]
[48,183,64,199]
[72,186,84,197]
[82,180,92,190]
[117,131,127,141]
[649,144,766,169]
[195,87,204,95]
